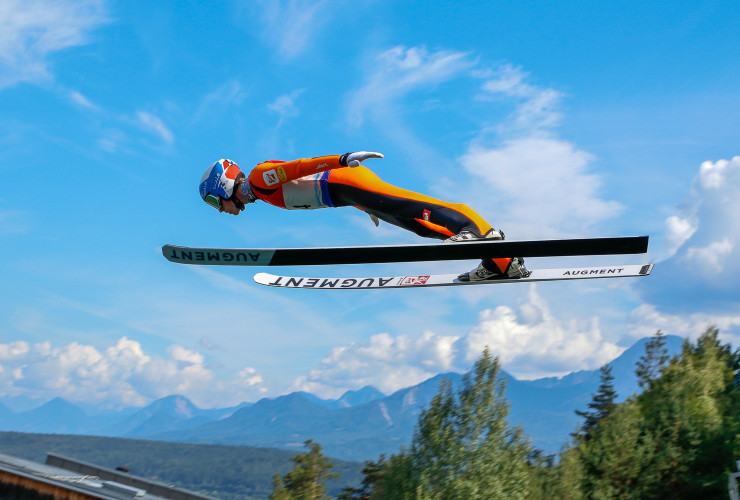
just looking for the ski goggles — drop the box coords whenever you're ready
[204,194,222,210]
[205,193,245,212]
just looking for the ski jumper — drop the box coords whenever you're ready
[246,155,512,273]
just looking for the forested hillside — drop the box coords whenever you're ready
[0,433,363,500]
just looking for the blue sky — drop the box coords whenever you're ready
[1,0,739,410]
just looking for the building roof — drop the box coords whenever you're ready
[0,451,217,500]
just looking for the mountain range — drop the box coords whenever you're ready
[0,335,683,462]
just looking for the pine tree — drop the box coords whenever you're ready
[270,474,294,500]
[577,402,659,498]
[372,348,532,499]
[272,439,338,500]
[574,364,617,440]
[636,326,740,498]
[635,330,670,390]
[338,455,387,500]
[551,326,740,499]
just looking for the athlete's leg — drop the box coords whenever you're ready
[327,167,514,274]
[328,167,493,239]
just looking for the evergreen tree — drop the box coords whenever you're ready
[577,402,660,498]
[270,474,294,500]
[635,326,740,498]
[273,440,338,500]
[574,364,617,440]
[548,326,740,499]
[338,455,387,500]
[635,330,670,390]
[372,348,532,499]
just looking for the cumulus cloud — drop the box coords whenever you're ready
[344,51,619,238]
[459,137,622,238]
[293,286,624,398]
[462,286,624,379]
[642,156,740,309]
[292,331,460,399]
[627,303,740,343]
[662,157,740,267]
[0,337,265,408]
[663,215,697,259]
[0,0,107,89]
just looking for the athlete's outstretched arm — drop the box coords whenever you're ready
[249,152,383,190]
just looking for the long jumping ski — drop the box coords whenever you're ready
[162,236,649,267]
[253,264,654,290]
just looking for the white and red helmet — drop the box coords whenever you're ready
[199,159,243,210]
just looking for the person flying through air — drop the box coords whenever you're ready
[198,152,529,281]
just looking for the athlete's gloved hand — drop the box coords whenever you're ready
[340,151,384,168]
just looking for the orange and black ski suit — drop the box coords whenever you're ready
[245,154,512,273]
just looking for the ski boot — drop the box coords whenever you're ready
[444,228,504,242]
[458,257,530,282]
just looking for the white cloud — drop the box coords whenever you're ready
[68,90,98,109]
[267,88,305,125]
[477,64,563,131]
[347,46,475,127]
[461,285,623,379]
[699,157,735,189]
[640,156,740,332]
[459,137,623,238]
[194,79,247,122]
[685,238,734,274]
[660,156,740,274]
[256,0,333,59]
[663,215,697,259]
[0,341,30,361]
[136,111,174,145]
[0,0,107,89]
[0,337,266,408]
[292,285,625,398]
[344,53,619,239]
[293,331,461,399]
[627,303,740,343]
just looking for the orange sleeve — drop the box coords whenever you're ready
[249,155,344,190]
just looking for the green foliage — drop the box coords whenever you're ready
[338,455,387,500]
[274,439,339,500]
[371,348,532,499]
[574,364,617,441]
[536,325,740,499]
[635,330,670,390]
[635,326,740,498]
[270,474,295,500]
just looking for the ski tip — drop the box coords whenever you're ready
[254,272,274,285]
[639,263,655,276]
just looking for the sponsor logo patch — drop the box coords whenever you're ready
[263,170,280,186]
[423,209,431,221]
[277,166,287,182]
[399,276,430,286]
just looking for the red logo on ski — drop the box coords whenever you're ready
[399,276,430,285]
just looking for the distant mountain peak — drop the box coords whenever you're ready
[337,386,385,408]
